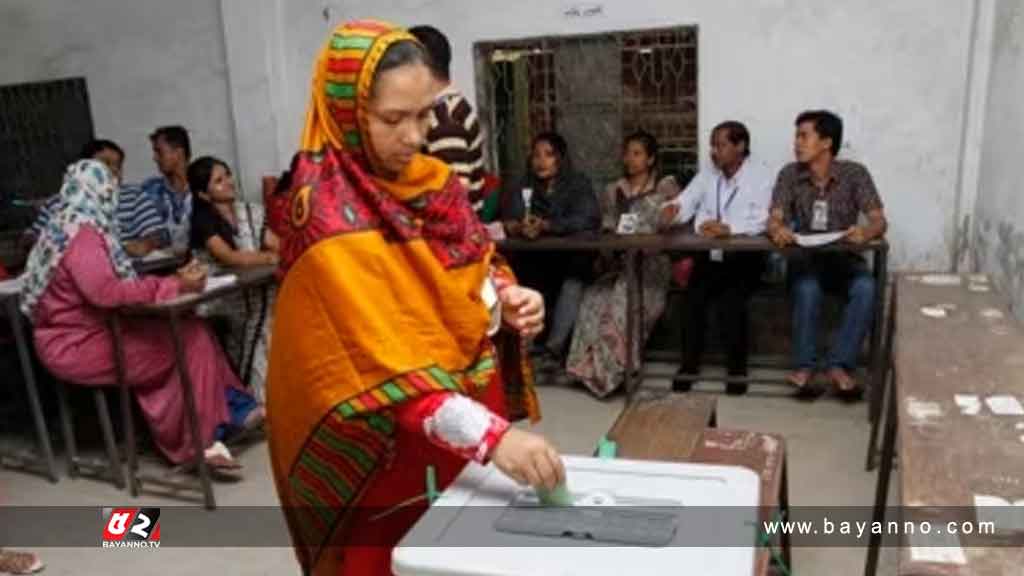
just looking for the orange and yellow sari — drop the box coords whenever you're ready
[267,20,537,575]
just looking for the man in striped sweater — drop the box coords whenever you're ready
[409,26,488,214]
[26,139,163,257]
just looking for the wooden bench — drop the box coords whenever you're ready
[604,390,717,460]
[605,391,790,576]
[866,274,1024,576]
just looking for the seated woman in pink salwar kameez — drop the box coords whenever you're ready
[20,160,263,471]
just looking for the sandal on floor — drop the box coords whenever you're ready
[173,442,243,479]
[787,370,821,398]
[828,368,864,401]
[0,550,44,575]
[204,441,242,470]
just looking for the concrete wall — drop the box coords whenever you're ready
[239,0,974,269]
[0,0,237,188]
[0,0,992,271]
[974,0,1024,317]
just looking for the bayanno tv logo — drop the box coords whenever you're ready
[101,507,161,549]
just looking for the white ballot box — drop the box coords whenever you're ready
[394,456,760,576]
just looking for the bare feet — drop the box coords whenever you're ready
[0,550,44,574]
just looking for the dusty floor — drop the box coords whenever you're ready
[1,365,899,575]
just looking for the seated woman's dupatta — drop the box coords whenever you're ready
[20,160,136,317]
[266,20,538,574]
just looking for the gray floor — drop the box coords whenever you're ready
[1,366,899,575]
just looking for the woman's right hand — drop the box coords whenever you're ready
[491,427,565,491]
[176,260,208,293]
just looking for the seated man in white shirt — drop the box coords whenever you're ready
[659,121,772,394]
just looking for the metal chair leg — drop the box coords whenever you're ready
[93,389,125,490]
[6,301,59,482]
[110,313,139,496]
[54,381,79,478]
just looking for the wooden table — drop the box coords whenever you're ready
[499,234,889,423]
[0,289,58,482]
[110,265,276,509]
[865,273,1024,576]
[131,253,187,276]
[604,391,790,576]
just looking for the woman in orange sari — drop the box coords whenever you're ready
[267,20,565,575]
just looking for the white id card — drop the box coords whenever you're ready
[710,249,724,262]
[811,199,828,231]
[522,188,533,213]
[616,213,640,235]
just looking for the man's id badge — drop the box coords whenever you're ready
[811,199,829,231]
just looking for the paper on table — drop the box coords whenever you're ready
[984,395,1024,416]
[141,248,175,262]
[0,275,25,296]
[204,274,238,293]
[794,232,845,248]
[954,394,981,415]
[908,528,967,566]
[973,494,1024,533]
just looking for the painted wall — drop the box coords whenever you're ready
[974,0,1024,317]
[255,0,975,269]
[0,0,237,189]
[0,0,987,271]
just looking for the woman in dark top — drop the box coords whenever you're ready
[498,132,600,362]
[499,132,600,238]
[189,157,279,267]
[188,156,278,402]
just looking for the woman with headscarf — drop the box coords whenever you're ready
[22,160,262,471]
[267,20,564,575]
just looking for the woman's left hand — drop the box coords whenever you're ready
[498,285,545,339]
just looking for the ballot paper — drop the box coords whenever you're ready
[537,483,573,507]
[984,395,1024,416]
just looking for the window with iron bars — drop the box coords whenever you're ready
[475,26,698,193]
[0,77,94,234]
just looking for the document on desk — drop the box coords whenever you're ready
[204,274,238,292]
[0,275,25,296]
[795,232,845,248]
[140,248,175,262]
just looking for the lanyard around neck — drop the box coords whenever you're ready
[716,176,739,221]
